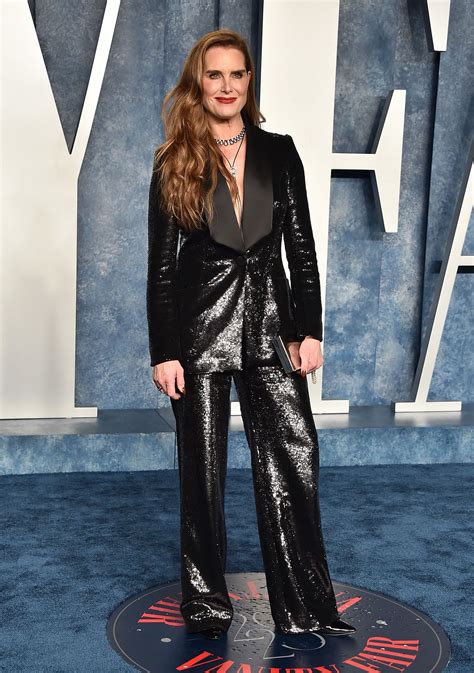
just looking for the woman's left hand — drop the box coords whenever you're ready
[298,336,323,377]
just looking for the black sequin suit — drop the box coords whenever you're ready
[146,119,339,634]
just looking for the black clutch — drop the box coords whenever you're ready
[271,335,301,374]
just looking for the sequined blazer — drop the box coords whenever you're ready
[146,121,324,373]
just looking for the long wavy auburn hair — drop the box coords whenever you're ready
[153,29,266,232]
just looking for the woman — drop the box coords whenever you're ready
[147,29,355,640]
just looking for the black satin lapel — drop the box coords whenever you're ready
[241,123,274,250]
[208,170,246,252]
[207,123,274,253]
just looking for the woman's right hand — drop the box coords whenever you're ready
[152,361,185,399]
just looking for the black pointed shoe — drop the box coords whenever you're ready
[316,618,356,636]
[199,626,226,639]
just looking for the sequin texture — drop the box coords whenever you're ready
[147,123,337,634]
[171,365,339,634]
[146,124,324,372]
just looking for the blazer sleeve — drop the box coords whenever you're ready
[282,134,324,343]
[146,166,182,366]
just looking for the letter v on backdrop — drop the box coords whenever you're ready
[1,0,121,419]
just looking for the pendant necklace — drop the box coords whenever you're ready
[214,125,246,177]
[214,125,246,225]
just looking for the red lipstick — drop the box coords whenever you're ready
[215,97,237,104]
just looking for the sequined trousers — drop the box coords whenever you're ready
[170,363,339,634]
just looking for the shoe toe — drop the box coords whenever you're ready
[318,618,356,635]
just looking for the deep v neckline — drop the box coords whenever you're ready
[207,121,274,254]
[222,131,249,232]
[225,177,244,228]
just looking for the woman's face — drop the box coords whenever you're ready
[201,45,251,124]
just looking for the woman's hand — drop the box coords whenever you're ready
[298,336,323,377]
[152,361,185,400]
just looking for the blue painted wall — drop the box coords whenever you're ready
[27,0,472,411]
[422,1,473,403]
[329,0,472,406]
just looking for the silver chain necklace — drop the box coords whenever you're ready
[214,124,246,146]
[215,125,246,178]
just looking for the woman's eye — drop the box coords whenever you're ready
[209,72,243,79]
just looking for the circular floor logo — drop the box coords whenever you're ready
[107,572,451,672]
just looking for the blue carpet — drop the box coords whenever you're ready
[1,464,472,671]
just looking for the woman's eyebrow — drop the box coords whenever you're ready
[205,69,246,74]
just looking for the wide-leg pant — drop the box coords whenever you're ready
[170,363,339,634]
